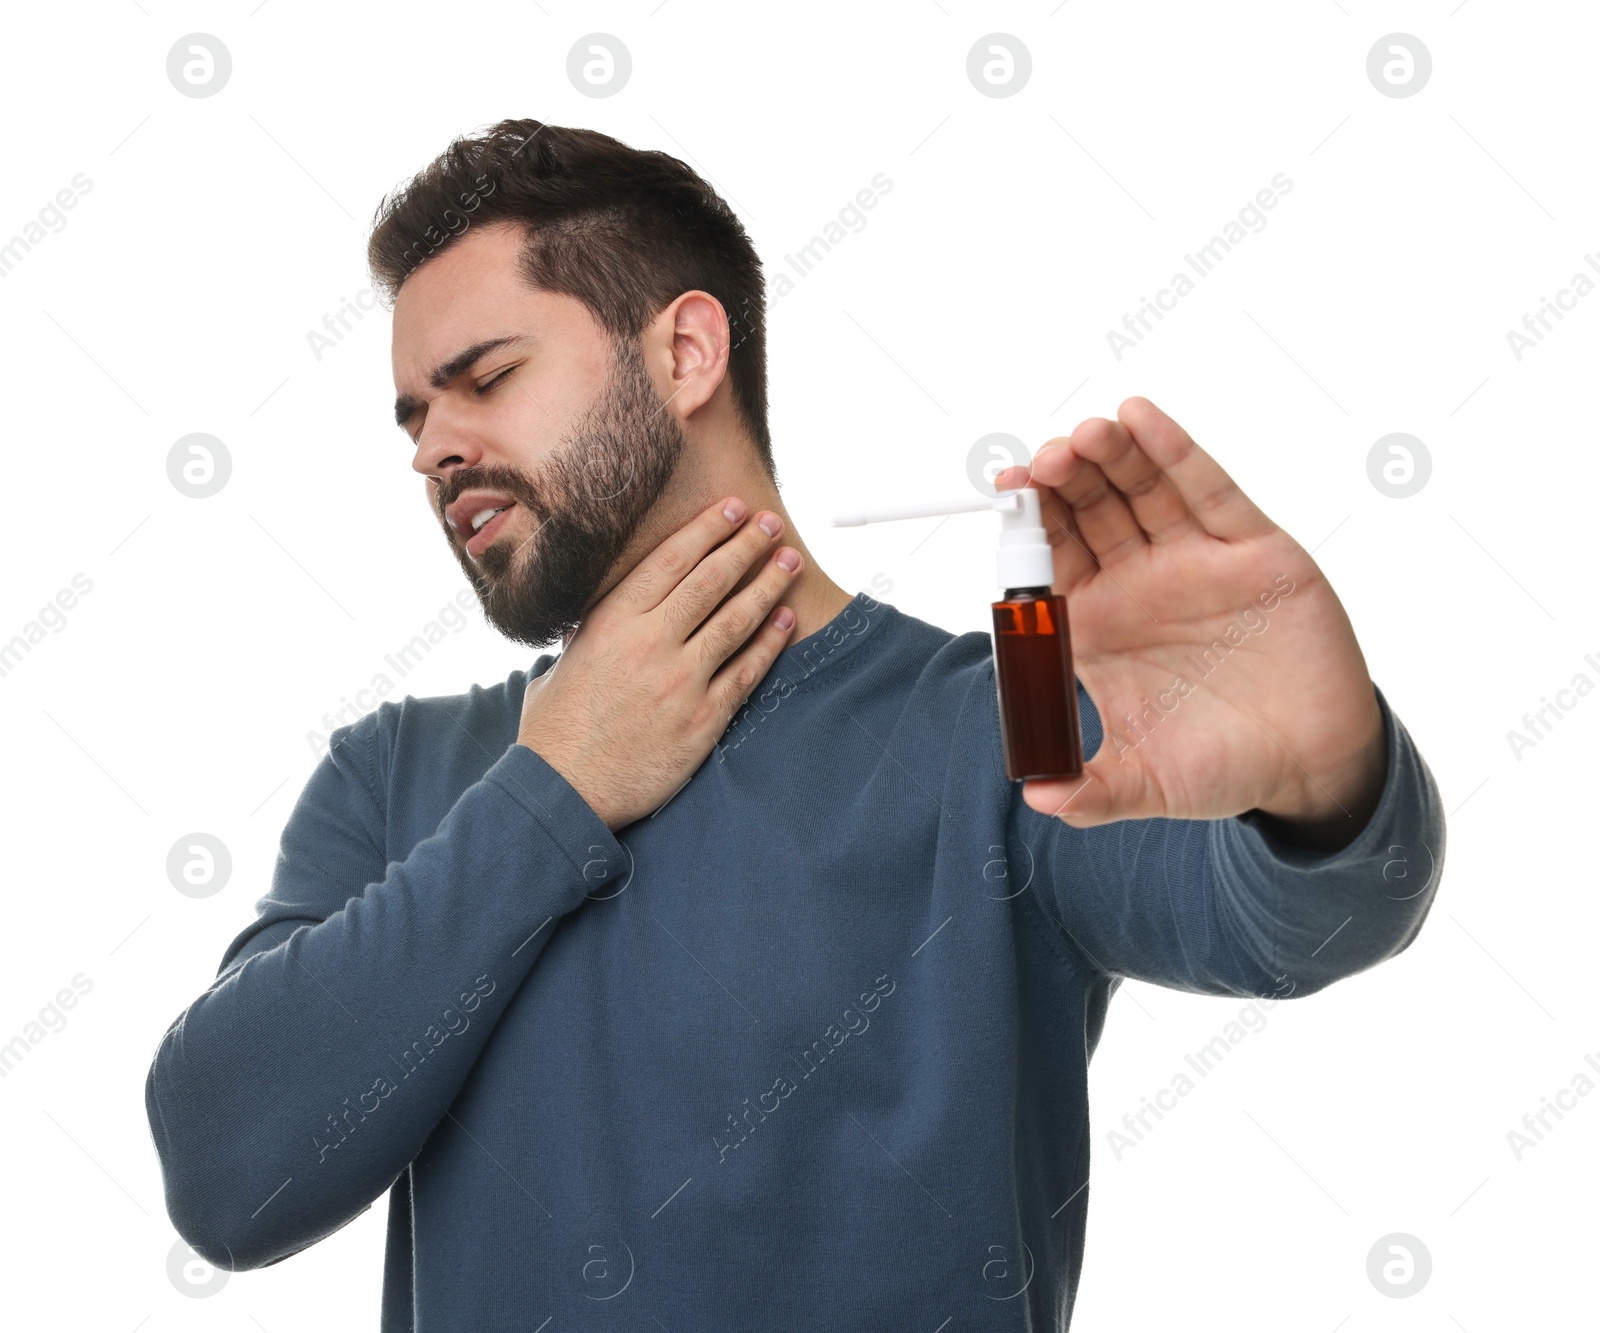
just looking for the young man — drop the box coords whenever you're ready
[146,119,1445,1330]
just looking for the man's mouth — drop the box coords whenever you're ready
[465,502,516,558]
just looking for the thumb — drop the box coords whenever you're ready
[1020,749,1147,828]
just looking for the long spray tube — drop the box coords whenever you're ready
[832,488,1053,593]
[830,491,1022,527]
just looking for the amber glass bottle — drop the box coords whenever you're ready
[992,585,1083,781]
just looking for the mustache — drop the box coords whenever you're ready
[439,476,544,521]
[439,436,637,524]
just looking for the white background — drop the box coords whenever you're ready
[0,0,1592,1328]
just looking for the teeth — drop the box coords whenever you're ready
[471,504,510,532]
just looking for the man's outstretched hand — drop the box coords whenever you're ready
[991,397,1387,853]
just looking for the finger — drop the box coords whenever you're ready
[619,496,751,616]
[1116,397,1275,541]
[706,598,797,721]
[1065,415,1200,545]
[1026,430,1149,567]
[1019,745,1153,827]
[689,544,803,678]
[658,509,785,642]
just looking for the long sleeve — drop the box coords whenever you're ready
[1010,680,1446,998]
[144,711,628,1270]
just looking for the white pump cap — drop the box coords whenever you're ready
[830,488,1054,593]
[994,487,1054,591]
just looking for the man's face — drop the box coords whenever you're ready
[391,221,687,649]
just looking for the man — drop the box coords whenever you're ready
[146,120,1445,1330]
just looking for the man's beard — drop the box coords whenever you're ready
[448,336,686,649]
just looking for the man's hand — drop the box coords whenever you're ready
[517,496,802,831]
[992,397,1386,850]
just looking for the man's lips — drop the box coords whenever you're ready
[465,502,517,559]
[446,489,520,540]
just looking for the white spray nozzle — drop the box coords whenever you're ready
[831,487,1055,593]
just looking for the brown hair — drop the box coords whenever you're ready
[367,119,774,481]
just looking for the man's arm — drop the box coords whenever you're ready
[144,711,626,1270]
[145,494,808,1270]
[979,398,1447,993]
[1010,680,1446,997]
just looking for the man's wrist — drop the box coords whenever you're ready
[1250,720,1388,854]
[516,738,620,832]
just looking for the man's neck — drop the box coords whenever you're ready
[771,566,856,642]
[561,509,854,649]
[704,484,855,642]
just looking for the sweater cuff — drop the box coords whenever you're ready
[1208,682,1444,993]
[1230,681,1405,873]
[482,742,632,901]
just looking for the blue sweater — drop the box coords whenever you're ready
[146,590,1445,1330]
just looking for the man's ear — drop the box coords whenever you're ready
[654,290,729,419]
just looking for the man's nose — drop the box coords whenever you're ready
[412,407,486,479]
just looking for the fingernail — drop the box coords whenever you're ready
[776,548,800,571]
[724,497,746,523]
[774,607,795,630]
[758,513,781,537]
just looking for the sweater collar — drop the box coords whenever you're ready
[769,589,895,687]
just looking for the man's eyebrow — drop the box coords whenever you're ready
[393,334,536,429]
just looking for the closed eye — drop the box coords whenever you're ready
[474,365,517,395]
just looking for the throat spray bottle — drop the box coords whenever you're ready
[832,488,1083,782]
